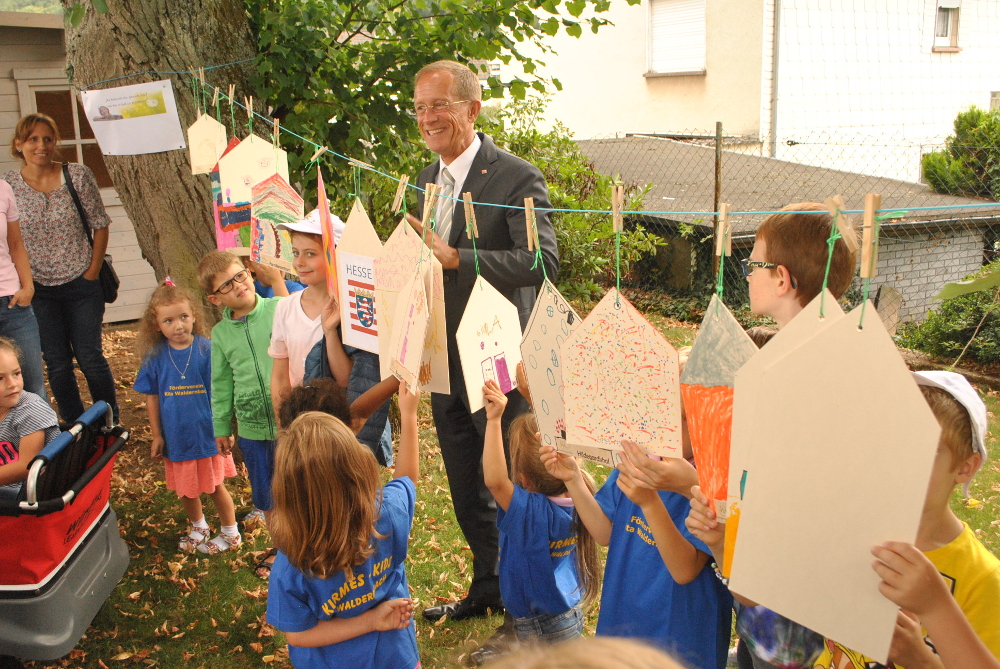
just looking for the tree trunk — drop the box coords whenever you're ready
[62,0,258,303]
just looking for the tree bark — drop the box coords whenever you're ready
[62,0,258,304]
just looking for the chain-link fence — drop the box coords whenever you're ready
[576,128,1000,332]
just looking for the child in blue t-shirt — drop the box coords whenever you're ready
[133,281,240,554]
[542,442,733,669]
[481,380,601,643]
[266,381,420,669]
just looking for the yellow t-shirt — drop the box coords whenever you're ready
[813,522,1000,669]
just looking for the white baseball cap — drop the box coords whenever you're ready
[912,370,988,496]
[278,208,345,245]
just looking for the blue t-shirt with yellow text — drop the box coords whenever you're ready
[134,336,217,462]
[595,469,732,669]
[267,477,418,669]
[497,485,582,619]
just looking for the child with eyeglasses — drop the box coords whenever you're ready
[197,251,284,576]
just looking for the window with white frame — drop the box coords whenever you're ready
[933,1,961,51]
[647,0,706,77]
[14,69,113,188]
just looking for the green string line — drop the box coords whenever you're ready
[351,165,363,201]
[471,222,481,278]
[528,217,548,282]
[819,209,844,318]
[245,100,253,135]
[228,94,236,138]
[714,229,727,315]
[189,77,199,114]
[857,213,887,330]
[214,92,221,123]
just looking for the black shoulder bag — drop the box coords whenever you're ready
[62,163,120,303]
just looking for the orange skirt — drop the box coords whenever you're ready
[163,454,237,499]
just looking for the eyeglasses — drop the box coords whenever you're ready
[408,100,471,118]
[740,259,799,289]
[212,269,250,295]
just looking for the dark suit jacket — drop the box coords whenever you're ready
[416,132,559,394]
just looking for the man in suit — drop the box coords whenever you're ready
[410,60,559,624]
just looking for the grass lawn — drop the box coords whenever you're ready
[15,318,1000,669]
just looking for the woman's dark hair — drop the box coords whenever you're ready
[278,378,352,429]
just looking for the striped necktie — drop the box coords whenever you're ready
[436,167,456,242]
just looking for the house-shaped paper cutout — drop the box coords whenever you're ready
[212,137,250,250]
[188,113,228,175]
[337,198,383,354]
[562,288,682,458]
[250,174,302,272]
[389,265,429,393]
[216,134,289,211]
[418,256,450,394]
[727,302,940,663]
[374,219,426,380]
[680,295,758,515]
[724,291,844,574]
[456,276,522,414]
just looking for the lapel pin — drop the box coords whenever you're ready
[481,169,488,174]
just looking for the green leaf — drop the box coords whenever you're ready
[68,3,85,27]
[92,0,108,13]
[565,21,582,37]
[935,268,1000,301]
[541,17,559,36]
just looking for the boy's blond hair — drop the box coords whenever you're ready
[756,203,858,305]
[196,250,241,294]
[919,385,975,468]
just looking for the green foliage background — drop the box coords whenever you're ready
[922,105,1000,199]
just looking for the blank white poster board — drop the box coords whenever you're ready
[187,113,227,175]
[561,289,682,459]
[728,302,941,663]
[456,276,522,414]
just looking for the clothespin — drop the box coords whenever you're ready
[309,146,327,163]
[524,198,538,251]
[824,195,859,253]
[244,96,253,123]
[198,67,206,87]
[348,157,374,171]
[227,84,235,103]
[612,185,625,233]
[211,86,220,106]
[715,203,732,257]
[421,183,440,229]
[861,193,882,278]
[464,192,479,239]
[392,175,409,214]
[272,118,280,147]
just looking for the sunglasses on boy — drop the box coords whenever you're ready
[212,269,250,295]
[740,259,799,289]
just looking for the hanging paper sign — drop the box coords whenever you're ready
[374,218,425,380]
[561,289,682,459]
[217,134,289,213]
[337,199,382,354]
[389,265,430,393]
[728,303,940,664]
[211,137,249,252]
[724,291,844,577]
[679,295,758,516]
[417,254,450,394]
[456,276,522,413]
[316,169,338,295]
[250,174,302,272]
[520,279,581,451]
[79,79,186,155]
[188,113,228,175]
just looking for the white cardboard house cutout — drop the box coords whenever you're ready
[456,275,522,414]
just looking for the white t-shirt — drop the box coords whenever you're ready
[268,291,324,388]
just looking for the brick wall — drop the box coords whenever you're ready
[872,227,984,322]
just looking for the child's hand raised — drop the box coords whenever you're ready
[483,380,508,421]
[321,294,341,334]
[539,442,580,483]
[619,440,699,498]
[398,380,420,417]
[515,361,532,407]
[685,485,725,551]
[872,541,950,617]
[887,610,938,668]
[368,598,414,632]
[616,468,659,508]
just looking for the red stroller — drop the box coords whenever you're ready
[0,401,130,663]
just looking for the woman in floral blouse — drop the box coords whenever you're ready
[4,113,118,423]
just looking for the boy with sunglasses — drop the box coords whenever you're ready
[197,251,283,575]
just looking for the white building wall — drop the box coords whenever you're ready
[769,0,1000,182]
[873,227,984,322]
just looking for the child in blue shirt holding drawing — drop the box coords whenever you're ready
[266,381,420,669]
[481,380,601,644]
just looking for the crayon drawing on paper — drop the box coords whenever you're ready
[562,289,682,459]
[456,276,522,414]
[417,256,449,394]
[389,267,429,392]
[250,174,302,272]
[680,294,758,516]
[373,219,425,380]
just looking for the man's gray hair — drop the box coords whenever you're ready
[414,60,482,102]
